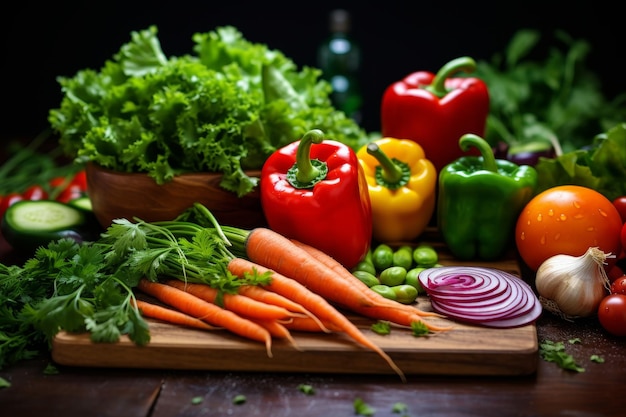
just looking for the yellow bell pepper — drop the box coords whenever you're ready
[357,137,437,242]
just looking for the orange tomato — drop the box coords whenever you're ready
[515,185,623,271]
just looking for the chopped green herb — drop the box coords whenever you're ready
[43,363,59,375]
[371,320,391,335]
[191,396,203,405]
[539,340,585,372]
[0,377,11,388]
[232,394,247,405]
[298,384,315,395]
[392,402,409,414]
[410,321,430,337]
[590,355,605,363]
[354,397,376,416]
[568,338,582,344]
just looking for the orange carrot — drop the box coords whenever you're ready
[137,279,273,357]
[250,319,301,351]
[242,228,445,332]
[164,279,299,321]
[290,238,443,318]
[236,284,330,333]
[227,257,406,381]
[132,299,219,331]
[281,316,343,333]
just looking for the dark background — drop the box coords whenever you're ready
[1,0,623,144]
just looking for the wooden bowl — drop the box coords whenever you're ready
[86,163,266,229]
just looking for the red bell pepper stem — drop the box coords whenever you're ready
[425,56,477,98]
[288,129,328,188]
[459,134,499,173]
[366,142,410,190]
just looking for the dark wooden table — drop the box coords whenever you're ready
[1,238,625,417]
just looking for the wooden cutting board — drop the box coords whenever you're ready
[51,238,538,377]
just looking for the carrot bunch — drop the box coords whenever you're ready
[102,203,452,381]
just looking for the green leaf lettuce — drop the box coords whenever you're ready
[49,25,368,197]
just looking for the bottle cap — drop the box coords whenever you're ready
[329,9,350,33]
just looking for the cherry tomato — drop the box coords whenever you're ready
[49,171,87,203]
[609,265,625,283]
[515,185,623,271]
[611,276,626,295]
[0,193,24,218]
[613,196,626,223]
[597,294,626,337]
[22,184,48,201]
[70,170,88,191]
[622,222,626,255]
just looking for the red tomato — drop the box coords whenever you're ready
[22,184,48,201]
[515,185,623,271]
[613,196,626,223]
[0,193,24,217]
[622,222,626,255]
[611,276,626,295]
[609,265,625,283]
[598,294,626,337]
[49,172,87,203]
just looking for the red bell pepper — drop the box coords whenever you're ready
[260,129,372,269]
[380,56,490,173]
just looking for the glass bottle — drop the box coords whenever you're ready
[317,9,363,123]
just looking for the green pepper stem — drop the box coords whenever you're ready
[286,129,329,189]
[295,129,325,183]
[426,56,476,98]
[367,142,411,190]
[459,134,498,173]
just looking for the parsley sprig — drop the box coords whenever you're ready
[0,203,267,370]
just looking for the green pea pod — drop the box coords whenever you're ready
[370,284,397,301]
[352,270,380,287]
[379,266,407,286]
[391,284,419,304]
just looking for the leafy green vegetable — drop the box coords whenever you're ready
[475,29,626,154]
[539,339,585,372]
[590,354,604,363]
[354,398,376,416]
[534,123,626,200]
[49,26,369,197]
[371,320,391,335]
[410,320,430,337]
[232,394,247,405]
[392,402,409,415]
[0,203,267,370]
[298,384,315,395]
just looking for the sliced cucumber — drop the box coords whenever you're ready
[1,200,100,251]
[67,196,93,212]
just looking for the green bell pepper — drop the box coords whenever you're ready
[437,134,537,260]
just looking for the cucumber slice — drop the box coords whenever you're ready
[67,196,93,212]
[1,200,99,251]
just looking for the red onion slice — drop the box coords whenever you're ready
[418,266,541,328]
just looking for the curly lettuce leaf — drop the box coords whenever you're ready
[49,25,368,197]
[535,123,626,200]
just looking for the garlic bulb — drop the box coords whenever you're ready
[535,247,614,319]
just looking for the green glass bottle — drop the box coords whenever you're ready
[317,9,363,123]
